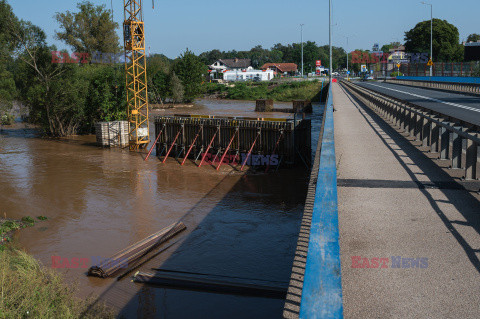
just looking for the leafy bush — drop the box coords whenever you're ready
[0,220,20,234]
[1,113,14,125]
[21,216,35,226]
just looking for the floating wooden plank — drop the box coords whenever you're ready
[133,270,288,299]
[88,222,186,278]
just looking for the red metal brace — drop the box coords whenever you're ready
[216,128,239,170]
[162,125,183,163]
[145,124,165,161]
[198,126,220,167]
[265,130,284,173]
[240,130,261,171]
[181,125,203,166]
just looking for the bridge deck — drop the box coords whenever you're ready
[333,82,480,318]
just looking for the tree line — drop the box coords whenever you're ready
[198,43,348,72]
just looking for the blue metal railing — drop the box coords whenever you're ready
[398,76,480,84]
[299,84,343,318]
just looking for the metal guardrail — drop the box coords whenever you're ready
[342,80,480,180]
[298,84,344,318]
[397,76,480,84]
[386,79,480,95]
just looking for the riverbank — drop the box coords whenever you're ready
[0,246,113,318]
[151,103,195,109]
[203,80,328,102]
[0,216,44,245]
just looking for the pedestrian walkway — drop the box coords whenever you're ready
[333,82,480,318]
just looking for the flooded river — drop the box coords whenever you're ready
[1,99,321,318]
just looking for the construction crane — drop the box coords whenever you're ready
[123,0,152,150]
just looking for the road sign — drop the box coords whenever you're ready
[361,65,367,72]
[316,60,322,67]
[396,63,401,68]
[346,71,350,75]
[427,59,434,66]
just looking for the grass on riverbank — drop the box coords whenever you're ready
[0,247,114,319]
[1,216,49,245]
[204,81,327,102]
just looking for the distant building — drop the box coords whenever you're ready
[389,45,405,53]
[464,41,480,62]
[223,69,274,82]
[209,58,252,72]
[209,58,252,80]
[261,63,298,76]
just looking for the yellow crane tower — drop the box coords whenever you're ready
[123,0,151,150]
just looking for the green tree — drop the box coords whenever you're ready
[404,19,463,62]
[84,65,126,128]
[0,0,18,61]
[152,70,171,104]
[199,49,223,65]
[467,33,480,43]
[13,19,123,136]
[170,71,184,104]
[147,54,171,104]
[0,67,16,104]
[11,20,76,135]
[54,1,120,54]
[173,49,207,102]
[0,0,19,112]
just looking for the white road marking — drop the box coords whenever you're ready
[365,82,480,114]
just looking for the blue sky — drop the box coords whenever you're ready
[9,0,480,58]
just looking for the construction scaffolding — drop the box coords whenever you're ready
[124,0,150,150]
[153,115,311,170]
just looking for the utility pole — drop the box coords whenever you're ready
[301,24,304,77]
[346,36,349,80]
[329,0,332,83]
[422,2,433,77]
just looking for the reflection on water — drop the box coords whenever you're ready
[0,100,322,318]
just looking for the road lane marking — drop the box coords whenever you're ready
[365,83,480,114]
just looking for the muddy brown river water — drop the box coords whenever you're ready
[1,99,320,318]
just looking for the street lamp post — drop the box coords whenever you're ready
[422,1,433,77]
[300,24,304,77]
[329,0,332,83]
[346,36,349,80]
[339,34,352,80]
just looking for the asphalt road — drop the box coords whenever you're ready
[356,81,480,126]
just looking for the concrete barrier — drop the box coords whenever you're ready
[387,78,480,96]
